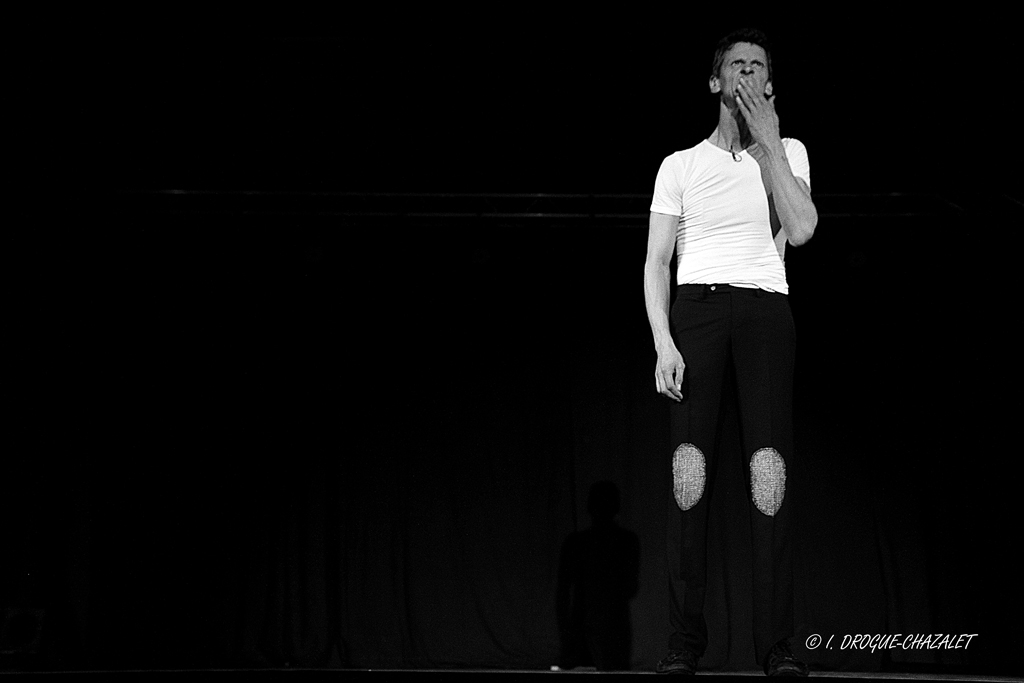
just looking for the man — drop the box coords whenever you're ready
[642,28,817,676]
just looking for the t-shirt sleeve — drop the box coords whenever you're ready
[783,138,811,190]
[650,154,683,216]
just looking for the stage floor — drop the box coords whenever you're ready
[1,669,1018,682]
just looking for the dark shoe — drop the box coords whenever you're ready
[763,639,809,677]
[656,649,699,675]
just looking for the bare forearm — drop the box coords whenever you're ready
[644,261,675,351]
[763,143,817,246]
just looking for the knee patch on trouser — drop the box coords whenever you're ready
[672,444,706,511]
[750,448,786,516]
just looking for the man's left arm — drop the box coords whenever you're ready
[737,79,818,247]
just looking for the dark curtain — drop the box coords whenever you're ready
[7,200,1022,675]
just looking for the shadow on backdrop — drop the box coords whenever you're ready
[556,481,640,671]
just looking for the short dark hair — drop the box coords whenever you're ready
[711,28,773,81]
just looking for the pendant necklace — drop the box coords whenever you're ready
[717,132,742,162]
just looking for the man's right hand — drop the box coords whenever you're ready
[655,346,686,402]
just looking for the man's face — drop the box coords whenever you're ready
[711,42,772,103]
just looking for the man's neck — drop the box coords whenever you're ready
[710,104,753,153]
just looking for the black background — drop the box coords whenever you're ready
[7,10,1023,675]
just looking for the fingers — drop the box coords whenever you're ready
[737,80,775,121]
[736,78,765,106]
[735,83,756,122]
[656,365,685,402]
[670,365,684,402]
[736,80,779,142]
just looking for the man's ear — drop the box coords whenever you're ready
[709,75,721,94]
[765,81,774,97]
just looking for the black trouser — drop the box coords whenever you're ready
[665,284,796,667]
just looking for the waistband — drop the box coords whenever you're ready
[675,284,784,297]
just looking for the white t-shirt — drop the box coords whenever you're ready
[650,138,811,295]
